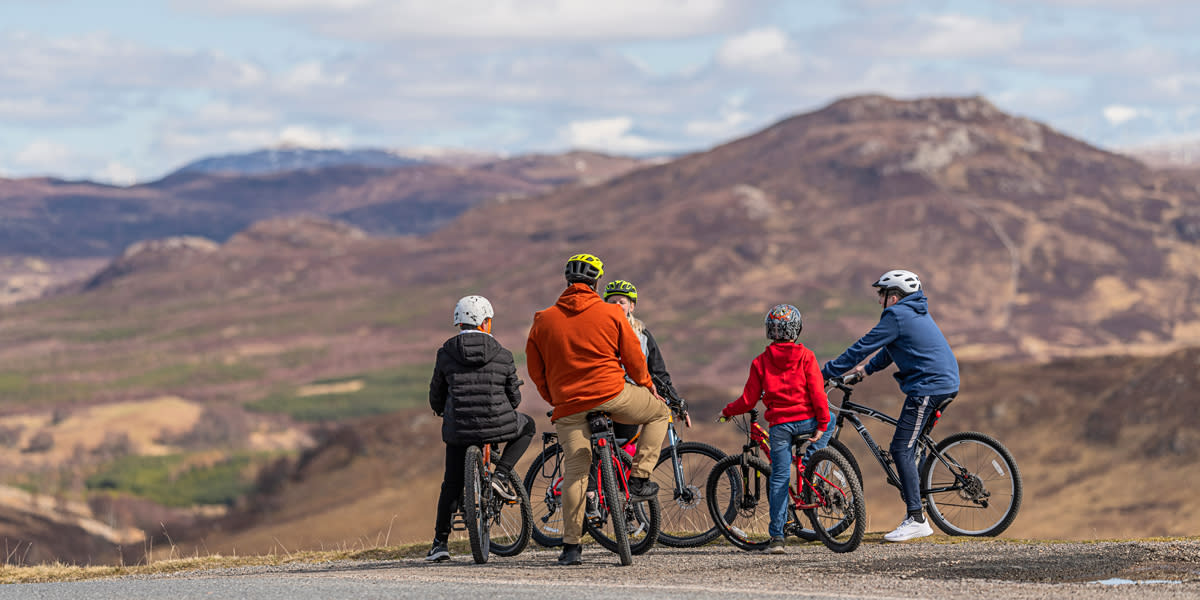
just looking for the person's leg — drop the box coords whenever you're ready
[600,383,669,479]
[433,444,468,542]
[802,399,837,465]
[553,411,592,546]
[495,412,536,473]
[767,422,799,540]
[890,395,935,517]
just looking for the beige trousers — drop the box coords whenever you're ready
[553,383,670,544]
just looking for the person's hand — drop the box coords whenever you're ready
[849,365,866,378]
[649,382,666,403]
[809,429,825,442]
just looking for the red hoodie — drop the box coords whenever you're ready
[526,283,651,421]
[722,342,830,430]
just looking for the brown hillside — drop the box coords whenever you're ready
[156,347,1200,557]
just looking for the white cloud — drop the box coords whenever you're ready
[278,125,348,148]
[282,61,347,89]
[717,27,789,67]
[95,161,138,186]
[14,139,73,169]
[685,97,752,139]
[559,117,673,154]
[187,0,750,41]
[1103,105,1144,125]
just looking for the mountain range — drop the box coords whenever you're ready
[1,93,1199,563]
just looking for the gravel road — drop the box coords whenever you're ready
[3,539,1198,599]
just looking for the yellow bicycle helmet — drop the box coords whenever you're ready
[603,280,638,302]
[564,253,604,284]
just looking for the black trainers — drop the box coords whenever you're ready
[767,536,786,554]
[425,539,449,562]
[627,477,659,501]
[490,469,519,502]
[556,543,582,566]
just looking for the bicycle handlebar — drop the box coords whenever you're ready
[825,372,863,392]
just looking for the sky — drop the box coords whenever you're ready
[2,0,1198,185]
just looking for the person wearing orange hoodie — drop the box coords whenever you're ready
[718,304,830,555]
[525,253,669,566]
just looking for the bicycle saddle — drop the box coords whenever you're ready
[586,411,612,434]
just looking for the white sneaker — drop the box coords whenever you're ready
[884,516,933,542]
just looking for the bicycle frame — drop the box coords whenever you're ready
[735,410,842,514]
[827,381,973,499]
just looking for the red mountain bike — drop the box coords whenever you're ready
[706,408,865,553]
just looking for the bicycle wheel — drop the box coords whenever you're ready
[921,431,1022,536]
[585,446,660,558]
[706,454,793,551]
[790,438,861,542]
[522,443,564,548]
[487,468,533,557]
[803,447,865,553]
[591,441,632,565]
[650,441,728,547]
[462,445,490,564]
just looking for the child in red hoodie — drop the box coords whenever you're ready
[720,304,830,554]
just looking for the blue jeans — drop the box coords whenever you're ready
[802,399,836,465]
[768,418,818,538]
[890,392,956,514]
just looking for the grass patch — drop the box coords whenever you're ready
[85,453,259,507]
[64,325,149,343]
[247,364,432,422]
[116,361,264,390]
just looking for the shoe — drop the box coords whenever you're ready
[767,536,786,554]
[627,477,659,501]
[585,491,601,520]
[556,543,582,565]
[490,469,519,502]
[884,516,934,542]
[425,540,449,562]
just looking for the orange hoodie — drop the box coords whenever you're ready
[526,283,652,421]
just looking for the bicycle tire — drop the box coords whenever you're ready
[487,468,533,557]
[803,447,865,553]
[920,431,1022,536]
[593,441,632,565]
[707,454,797,551]
[522,443,565,548]
[650,441,728,547]
[462,445,490,564]
[790,438,861,542]
[585,445,660,557]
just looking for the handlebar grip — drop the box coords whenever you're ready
[843,372,863,385]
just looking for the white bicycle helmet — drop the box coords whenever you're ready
[873,269,922,294]
[453,295,494,326]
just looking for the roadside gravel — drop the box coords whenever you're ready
[4,539,1198,599]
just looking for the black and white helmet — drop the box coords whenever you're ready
[453,295,494,326]
[872,269,921,294]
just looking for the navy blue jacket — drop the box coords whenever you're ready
[821,291,959,396]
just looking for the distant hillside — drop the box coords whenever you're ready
[0,151,647,259]
[4,94,1200,563]
[170,147,425,176]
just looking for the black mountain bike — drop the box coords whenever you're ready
[459,442,533,563]
[646,376,731,547]
[826,373,1022,536]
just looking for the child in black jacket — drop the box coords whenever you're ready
[426,295,535,562]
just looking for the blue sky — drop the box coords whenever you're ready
[2,0,1198,184]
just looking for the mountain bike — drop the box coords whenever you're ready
[825,373,1022,536]
[645,375,732,547]
[706,408,865,553]
[525,390,729,549]
[522,410,661,564]
[458,442,533,564]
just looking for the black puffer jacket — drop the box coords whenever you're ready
[429,332,523,445]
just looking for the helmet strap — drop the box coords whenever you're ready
[480,318,493,334]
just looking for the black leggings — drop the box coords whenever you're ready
[433,413,536,541]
